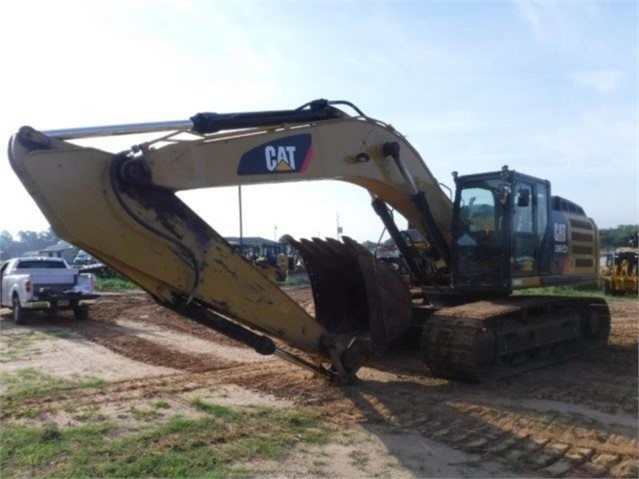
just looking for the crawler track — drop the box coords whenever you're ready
[422,296,611,381]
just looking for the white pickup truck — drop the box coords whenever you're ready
[0,257,99,324]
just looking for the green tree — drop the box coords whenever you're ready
[0,227,60,259]
[600,224,639,250]
[0,230,14,251]
[15,228,59,253]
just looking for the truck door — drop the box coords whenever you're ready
[0,261,9,307]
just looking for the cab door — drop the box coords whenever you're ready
[511,182,537,276]
[451,178,510,292]
[511,180,550,278]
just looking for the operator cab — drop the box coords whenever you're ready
[606,248,639,270]
[451,167,552,293]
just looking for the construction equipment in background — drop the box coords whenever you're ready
[600,246,638,295]
[229,240,300,283]
[374,229,429,286]
[8,99,609,384]
[254,243,296,283]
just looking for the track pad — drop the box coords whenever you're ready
[286,236,412,353]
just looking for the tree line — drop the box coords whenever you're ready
[599,224,638,250]
[0,228,61,260]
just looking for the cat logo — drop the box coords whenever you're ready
[554,223,566,242]
[265,145,297,172]
[237,134,313,176]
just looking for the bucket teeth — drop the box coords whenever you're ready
[286,236,412,352]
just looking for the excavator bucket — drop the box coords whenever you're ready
[286,236,412,353]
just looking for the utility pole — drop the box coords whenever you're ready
[336,210,343,239]
[238,186,243,248]
[274,224,278,242]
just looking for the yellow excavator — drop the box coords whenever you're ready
[8,99,609,383]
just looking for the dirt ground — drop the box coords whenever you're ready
[1,289,637,478]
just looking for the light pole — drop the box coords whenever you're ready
[274,225,278,242]
[238,186,243,248]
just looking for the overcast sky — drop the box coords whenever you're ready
[1,1,637,244]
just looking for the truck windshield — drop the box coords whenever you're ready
[17,260,67,269]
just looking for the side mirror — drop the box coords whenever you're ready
[517,189,530,207]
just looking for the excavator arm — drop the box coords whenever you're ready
[8,100,453,383]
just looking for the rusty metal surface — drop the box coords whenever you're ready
[287,236,412,353]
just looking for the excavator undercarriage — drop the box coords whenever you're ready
[8,99,609,384]
[422,296,610,381]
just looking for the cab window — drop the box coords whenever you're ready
[513,185,533,234]
[459,187,496,237]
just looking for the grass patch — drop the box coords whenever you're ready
[1,422,113,477]
[1,402,331,478]
[191,397,244,420]
[49,330,74,339]
[73,405,108,423]
[95,277,140,291]
[0,330,79,363]
[2,330,48,347]
[514,285,637,301]
[0,369,107,404]
[515,285,602,298]
[0,331,48,362]
[282,274,310,286]
[129,406,164,422]
[153,400,171,410]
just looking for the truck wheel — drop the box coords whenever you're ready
[74,305,90,321]
[12,296,25,325]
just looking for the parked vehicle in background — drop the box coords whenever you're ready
[0,257,99,324]
[600,247,639,295]
[72,250,96,266]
